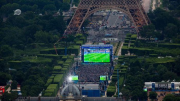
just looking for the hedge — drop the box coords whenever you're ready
[121,46,129,55]
[158,43,180,49]
[53,74,64,87]
[125,39,129,43]
[68,55,75,59]
[149,54,158,57]
[123,43,129,46]
[62,56,68,61]
[117,77,124,91]
[8,61,22,69]
[22,57,52,65]
[118,59,124,64]
[126,34,132,37]
[53,66,62,71]
[107,86,116,97]
[65,59,73,64]
[44,84,58,96]
[51,71,61,74]
[37,54,61,59]
[122,47,154,56]
[130,40,136,43]
[40,50,50,54]
[75,40,84,45]
[58,61,64,66]
[79,37,86,43]
[61,68,68,73]
[49,76,54,79]
[58,71,66,74]
[63,64,70,68]
[109,81,116,86]
[114,64,121,69]
[131,34,137,40]
[114,41,121,55]
[40,47,79,56]
[130,43,134,47]
[45,78,53,88]
[43,92,53,97]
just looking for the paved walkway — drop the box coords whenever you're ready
[117,42,124,56]
[6,86,11,93]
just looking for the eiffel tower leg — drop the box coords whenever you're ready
[65,0,150,35]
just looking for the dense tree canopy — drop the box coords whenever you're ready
[140,8,180,42]
[149,91,157,100]
[0,0,70,98]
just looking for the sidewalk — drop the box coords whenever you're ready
[117,42,124,56]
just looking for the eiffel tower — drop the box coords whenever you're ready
[64,0,150,35]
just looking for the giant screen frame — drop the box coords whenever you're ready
[81,45,113,63]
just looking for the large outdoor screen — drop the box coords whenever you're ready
[72,75,78,81]
[100,76,107,81]
[81,45,113,63]
[84,49,110,62]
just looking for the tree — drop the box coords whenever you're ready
[0,0,6,8]
[0,45,13,58]
[162,71,178,80]
[14,71,25,84]
[24,11,35,20]
[157,65,168,76]
[149,91,157,100]
[162,0,169,7]
[121,88,131,100]
[139,24,155,39]
[0,60,6,72]
[34,31,51,43]
[1,92,11,101]
[74,0,80,6]
[61,3,70,11]
[11,80,17,89]
[1,27,24,46]
[14,16,28,28]
[63,0,71,4]
[82,19,90,29]
[0,3,19,15]
[43,4,57,11]
[0,72,11,85]
[173,58,180,76]
[163,94,175,101]
[164,23,178,39]
[24,24,42,42]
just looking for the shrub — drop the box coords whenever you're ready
[107,86,116,97]
[53,74,64,87]
[149,54,158,57]
[125,39,129,43]
[53,66,62,71]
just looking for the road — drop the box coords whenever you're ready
[86,10,135,43]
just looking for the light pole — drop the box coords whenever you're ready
[119,92,123,100]
[117,70,121,98]
[117,69,119,98]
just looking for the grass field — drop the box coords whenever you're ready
[84,53,110,62]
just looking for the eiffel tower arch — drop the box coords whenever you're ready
[64,0,150,35]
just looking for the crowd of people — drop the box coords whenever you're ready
[75,64,111,83]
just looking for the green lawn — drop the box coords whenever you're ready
[84,53,110,62]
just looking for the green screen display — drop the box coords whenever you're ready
[143,88,147,92]
[84,49,110,63]
[72,76,78,81]
[100,76,107,81]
